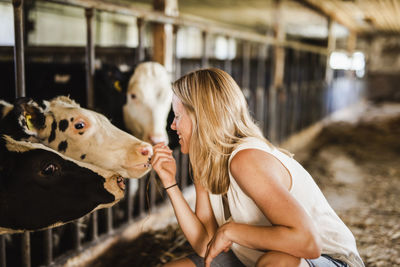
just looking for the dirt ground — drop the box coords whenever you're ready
[90,101,400,267]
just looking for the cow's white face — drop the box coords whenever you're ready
[123,62,173,145]
[24,96,152,178]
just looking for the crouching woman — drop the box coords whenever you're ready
[151,68,364,267]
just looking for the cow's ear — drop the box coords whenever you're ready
[14,98,46,135]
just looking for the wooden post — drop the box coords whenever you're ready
[153,0,178,75]
[269,0,285,143]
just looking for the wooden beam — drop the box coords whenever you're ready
[152,0,178,74]
[293,0,357,33]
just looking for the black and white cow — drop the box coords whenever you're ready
[1,96,152,179]
[0,135,125,234]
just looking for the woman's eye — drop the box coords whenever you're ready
[42,164,58,175]
[74,122,85,129]
[130,94,136,99]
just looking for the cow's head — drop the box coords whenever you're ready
[0,135,125,234]
[1,96,152,178]
[123,62,173,145]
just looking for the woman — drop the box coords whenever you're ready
[151,68,364,267]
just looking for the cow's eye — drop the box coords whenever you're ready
[74,122,85,129]
[42,164,58,176]
[130,94,136,99]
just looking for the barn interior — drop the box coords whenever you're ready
[0,0,399,266]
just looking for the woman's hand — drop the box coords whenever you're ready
[151,142,177,187]
[204,223,233,267]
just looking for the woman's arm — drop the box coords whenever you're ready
[205,149,322,263]
[151,143,218,256]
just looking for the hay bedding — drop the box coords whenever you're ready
[91,103,400,267]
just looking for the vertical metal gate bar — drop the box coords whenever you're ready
[73,221,81,250]
[12,0,25,98]
[126,179,133,222]
[0,236,6,267]
[242,41,251,110]
[44,229,53,265]
[150,171,157,208]
[139,175,146,215]
[85,8,95,109]
[256,43,267,129]
[13,1,30,266]
[21,233,30,267]
[91,211,98,241]
[224,36,232,75]
[201,31,209,68]
[106,208,113,234]
[173,25,181,80]
[180,154,189,189]
[136,18,145,63]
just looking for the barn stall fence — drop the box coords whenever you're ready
[0,0,363,266]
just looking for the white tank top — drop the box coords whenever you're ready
[209,137,364,267]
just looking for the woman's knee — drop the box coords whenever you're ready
[256,251,304,267]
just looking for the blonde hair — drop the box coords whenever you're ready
[173,68,276,194]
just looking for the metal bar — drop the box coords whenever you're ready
[150,171,157,208]
[136,18,145,62]
[85,7,95,109]
[73,221,81,250]
[224,36,232,75]
[201,31,209,68]
[91,211,98,240]
[0,235,6,267]
[139,175,146,215]
[125,179,133,222]
[21,232,30,267]
[12,0,25,98]
[105,208,113,234]
[255,43,267,129]
[180,153,189,189]
[47,0,328,54]
[44,229,53,265]
[242,41,251,105]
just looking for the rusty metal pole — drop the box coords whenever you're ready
[13,0,25,98]
[85,8,95,109]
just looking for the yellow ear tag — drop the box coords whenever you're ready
[25,114,34,130]
[114,80,122,92]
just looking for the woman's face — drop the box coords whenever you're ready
[171,94,192,154]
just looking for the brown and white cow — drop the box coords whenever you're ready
[0,135,125,234]
[1,96,152,179]
[123,62,173,145]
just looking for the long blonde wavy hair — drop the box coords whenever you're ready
[172,68,277,194]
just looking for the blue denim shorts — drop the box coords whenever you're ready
[187,250,245,267]
[306,254,348,267]
[187,251,348,267]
